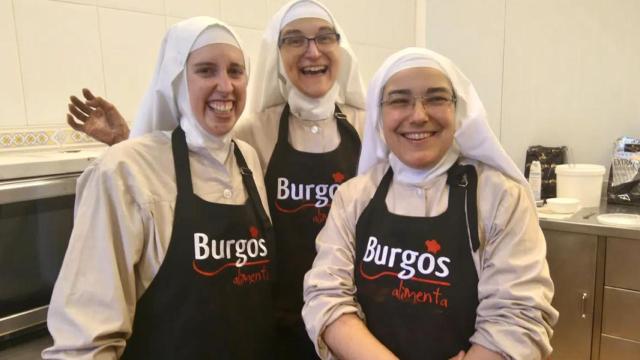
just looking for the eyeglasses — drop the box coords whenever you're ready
[278,32,341,51]
[380,93,457,115]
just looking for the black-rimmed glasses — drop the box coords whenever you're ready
[380,93,457,115]
[278,32,341,51]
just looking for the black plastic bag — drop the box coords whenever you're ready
[524,145,568,199]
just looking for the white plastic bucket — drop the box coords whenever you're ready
[555,164,606,208]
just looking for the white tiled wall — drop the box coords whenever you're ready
[58,0,95,5]
[0,0,26,128]
[98,8,166,124]
[165,0,219,19]
[221,0,268,30]
[97,0,164,15]
[266,0,289,18]
[425,0,640,171]
[425,0,505,138]
[323,0,415,49]
[351,44,399,87]
[500,0,640,170]
[0,0,418,150]
[14,0,104,127]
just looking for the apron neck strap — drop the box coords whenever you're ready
[233,142,273,232]
[447,162,480,251]
[172,126,194,196]
[277,103,290,142]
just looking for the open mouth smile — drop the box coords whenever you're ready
[300,65,329,75]
[207,100,234,113]
[401,131,438,141]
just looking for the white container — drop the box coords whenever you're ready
[546,197,581,214]
[555,164,606,208]
[528,161,542,201]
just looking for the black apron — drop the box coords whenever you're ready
[264,104,361,359]
[121,127,275,360]
[354,163,480,360]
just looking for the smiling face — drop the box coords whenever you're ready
[279,17,341,98]
[381,67,456,169]
[186,43,247,137]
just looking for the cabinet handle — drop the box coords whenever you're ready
[580,292,588,318]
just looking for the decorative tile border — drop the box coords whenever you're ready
[0,127,97,150]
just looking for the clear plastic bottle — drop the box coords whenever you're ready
[529,160,542,201]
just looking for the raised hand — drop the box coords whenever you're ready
[67,88,130,146]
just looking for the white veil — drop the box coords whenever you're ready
[249,0,365,115]
[358,47,528,190]
[130,17,249,137]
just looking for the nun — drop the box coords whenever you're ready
[44,17,275,359]
[302,47,558,360]
[233,1,365,357]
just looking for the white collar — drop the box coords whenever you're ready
[287,82,340,121]
[388,147,459,187]
[179,115,232,165]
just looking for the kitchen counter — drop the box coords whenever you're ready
[539,201,640,239]
[0,146,106,180]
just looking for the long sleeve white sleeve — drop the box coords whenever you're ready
[42,155,146,359]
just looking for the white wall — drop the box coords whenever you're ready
[425,0,640,171]
[0,0,415,149]
[425,0,505,138]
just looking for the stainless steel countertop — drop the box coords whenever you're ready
[539,200,640,240]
